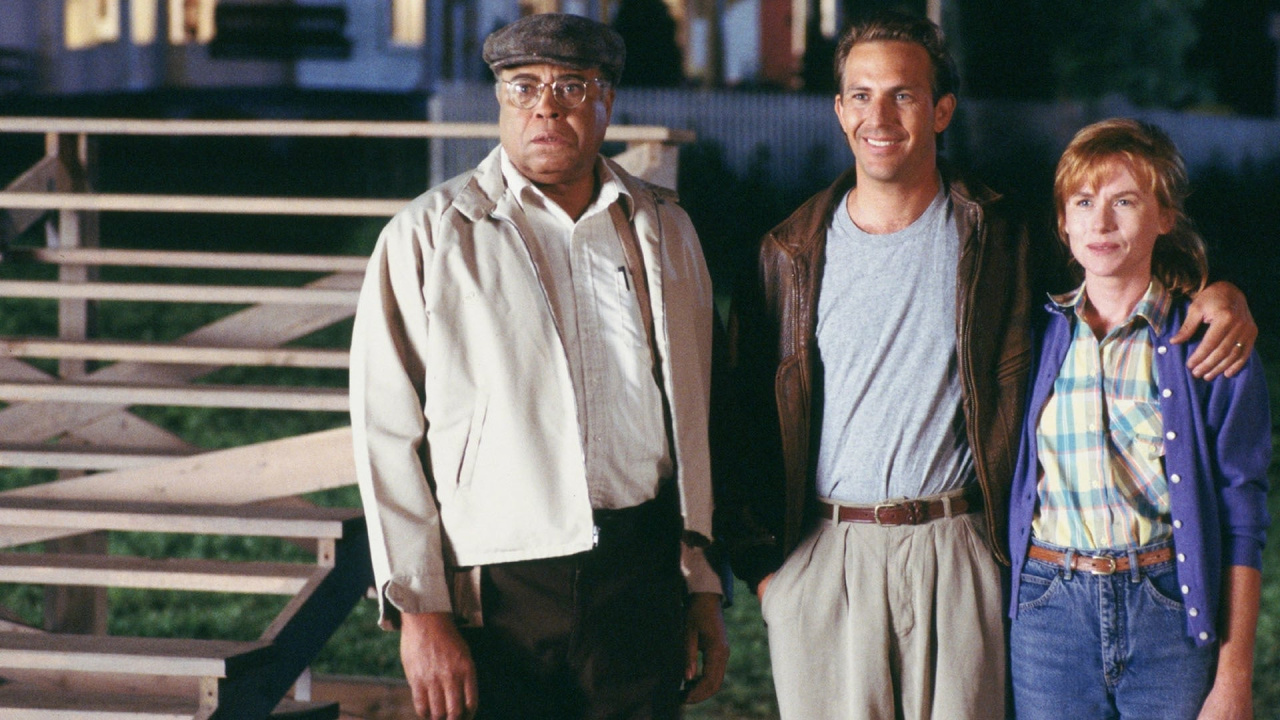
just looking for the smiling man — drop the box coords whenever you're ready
[717,10,1256,720]
[350,13,727,720]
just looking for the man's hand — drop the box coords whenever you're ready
[682,591,729,704]
[400,611,479,720]
[1172,281,1257,380]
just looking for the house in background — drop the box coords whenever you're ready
[0,0,940,98]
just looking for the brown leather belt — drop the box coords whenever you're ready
[820,490,982,526]
[1027,545,1174,575]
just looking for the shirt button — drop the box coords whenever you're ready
[1181,585,1190,594]
[1162,388,1172,398]
[1166,431,1177,440]
[1170,474,1181,484]
[1173,520,1183,529]
[1088,422,1098,432]
[1189,607,1199,617]
[1178,553,1187,562]
[1157,346,1168,355]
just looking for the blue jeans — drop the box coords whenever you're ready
[1009,539,1216,720]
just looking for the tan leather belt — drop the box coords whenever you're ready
[820,489,981,526]
[1027,545,1174,575]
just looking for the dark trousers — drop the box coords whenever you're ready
[466,490,687,720]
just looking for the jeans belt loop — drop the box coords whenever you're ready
[1127,548,1142,582]
[1062,547,1075,580]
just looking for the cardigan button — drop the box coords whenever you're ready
[1181,585,1190,594]
[1157,346,1168,355]
[1199,631,1209,641]
[1165,431,1177,440]
[1189,607,1199,617]
[1173,520,1183,529]
[1178,553,1187,562]
[1170,474,1181,484]
[1162,388,1172,398]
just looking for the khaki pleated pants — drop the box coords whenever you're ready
[762,511,1006,720]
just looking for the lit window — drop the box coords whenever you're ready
[132,0,158,45]
[169,0,216,44]
[65,0,121,49]
[519,0,558,15]
[390,0,425,46]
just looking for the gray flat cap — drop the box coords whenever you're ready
[483,13,625,82]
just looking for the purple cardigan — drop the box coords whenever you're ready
[1007,299,1271,646]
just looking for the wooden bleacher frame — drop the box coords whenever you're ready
[0,116,692,719]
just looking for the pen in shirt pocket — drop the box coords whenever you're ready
[617,265,630,290]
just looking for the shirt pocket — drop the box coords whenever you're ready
[1109,394,1164,466]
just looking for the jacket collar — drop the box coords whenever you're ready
[453,146,653,224]
[769,159,1000,255]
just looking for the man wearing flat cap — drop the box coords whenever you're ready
[350,12,728,720]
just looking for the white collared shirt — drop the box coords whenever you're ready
[499,151,718,594]
[500,149,672,510]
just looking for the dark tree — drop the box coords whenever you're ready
[612,0,685,87]
[1189,0,1280,116]
[955,0,1215,109]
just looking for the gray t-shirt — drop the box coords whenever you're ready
[814,187,975,503]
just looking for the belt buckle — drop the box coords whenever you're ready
[873,500,923,525]
[872,501,896,525]
[1089,556,1118,575]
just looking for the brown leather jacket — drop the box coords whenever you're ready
[716,164,1042,592]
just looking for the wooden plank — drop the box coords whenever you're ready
[0,116,695,144]
[0,552,324,595]
[0,192,407,217]
[0,380,348,412]
[8,248,368,273]
[1,156,66,238]
[0,667,199,699]
[0,428,356,549]
[0,338,349,369]
[0,444,194,470]
[270,699,340,720]
[311,674,414,720]
[0,632,274,677]
[66,412,199,457]
[613,142,680,190]
[0,684,196,719]
[0,497,360,539]
[0,280,358,306]
[0,273,361,445]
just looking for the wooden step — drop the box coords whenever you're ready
[0,379,348,412]
[0,683,340,719]
[0,632,274,678]
[0,337,350,370]
[0,684,194,720]
[0,552,324,595]
[0,443,195,471]
[0,497,361,540]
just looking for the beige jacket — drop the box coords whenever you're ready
[350,147,716,627]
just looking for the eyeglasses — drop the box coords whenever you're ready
[499,77,609,110]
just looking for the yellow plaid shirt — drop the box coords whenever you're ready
[1032,281,1173,550]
